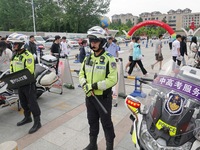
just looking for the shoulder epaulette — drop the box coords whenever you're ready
[106,52,113,57]
[24,50,30,56]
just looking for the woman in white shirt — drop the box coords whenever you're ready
[188,36,199,60]
[0,41,12,72]
[190,36,198,52]
[125,36,135,72]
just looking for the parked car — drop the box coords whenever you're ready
[115,37,125,44]
[35,36,46,44]
[35,41,45,49]
[42,36,49,41]
[67,39,79,48]
[73,38,83,45]
[44,38,54,50]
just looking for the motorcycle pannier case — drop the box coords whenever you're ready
[39,71,58,86]
[40,55,57,67]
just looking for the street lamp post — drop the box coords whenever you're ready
[31,0,36,35]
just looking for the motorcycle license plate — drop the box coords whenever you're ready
[156,119,177,136]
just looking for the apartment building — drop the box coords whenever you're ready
[112,13,138,26]
[111,8,200,31]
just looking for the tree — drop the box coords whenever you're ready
[0,0,31,31]
[0,0,111,33]
[62,0,111,33]
[126,19,132,28]
[137,17,143,24]
[162,17,167,23]
[34,0,63,32]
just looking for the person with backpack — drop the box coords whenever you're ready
[128,37,148,76]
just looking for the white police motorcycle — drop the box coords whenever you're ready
[125,65,200,150]
[0,55,62,110]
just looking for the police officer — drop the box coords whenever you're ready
[79,26,118,150]
[10,39,41,134]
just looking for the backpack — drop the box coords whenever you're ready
[133,44,142,60]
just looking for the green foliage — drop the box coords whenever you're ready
[0,0,110,33]
[162,17,167,23]
[0,0,31,31]
[126,19,132,28]
[137,17,143,23]
[109,21,167,37]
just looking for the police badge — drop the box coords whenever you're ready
[111,62,116,69]
[165,93,185,115]
[27,58,32,64]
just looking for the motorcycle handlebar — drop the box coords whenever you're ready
[140,77,154,82]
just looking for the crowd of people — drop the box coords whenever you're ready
[124,34,200,76]
[1,29,200,150]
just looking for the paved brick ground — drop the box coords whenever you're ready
[0,40,173,150]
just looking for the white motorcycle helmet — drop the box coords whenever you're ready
[8,38,25,51]
[87,26,107,51]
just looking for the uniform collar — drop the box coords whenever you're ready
[17,49,26,55]
[94,49,105,57]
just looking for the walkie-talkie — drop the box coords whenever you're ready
[85,53,91,65]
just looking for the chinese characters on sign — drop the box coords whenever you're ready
[153,75,200,102]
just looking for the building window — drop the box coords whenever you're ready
[133,18,135,21]
[173,16,176,19]
[169,24,176,26]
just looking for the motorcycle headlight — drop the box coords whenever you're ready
[141,132,151,142]
[151,140,159,150]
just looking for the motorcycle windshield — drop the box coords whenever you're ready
[143,65,200,148]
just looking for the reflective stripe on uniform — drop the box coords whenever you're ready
[97,80,107,90]
[80,78,86,87]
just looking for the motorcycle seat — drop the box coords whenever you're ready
[35,64,46,78]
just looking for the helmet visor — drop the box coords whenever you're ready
[89,38,101,43]
[88,35,101,43]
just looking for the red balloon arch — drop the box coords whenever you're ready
[127,20,176,38]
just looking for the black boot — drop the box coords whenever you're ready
[106,141,114,150]
[83,136,98,150]
[17,111,32,126]
[29,116,41,134]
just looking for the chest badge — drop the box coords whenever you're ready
[100,56,105,64]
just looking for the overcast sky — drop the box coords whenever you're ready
[106,0,200,19]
